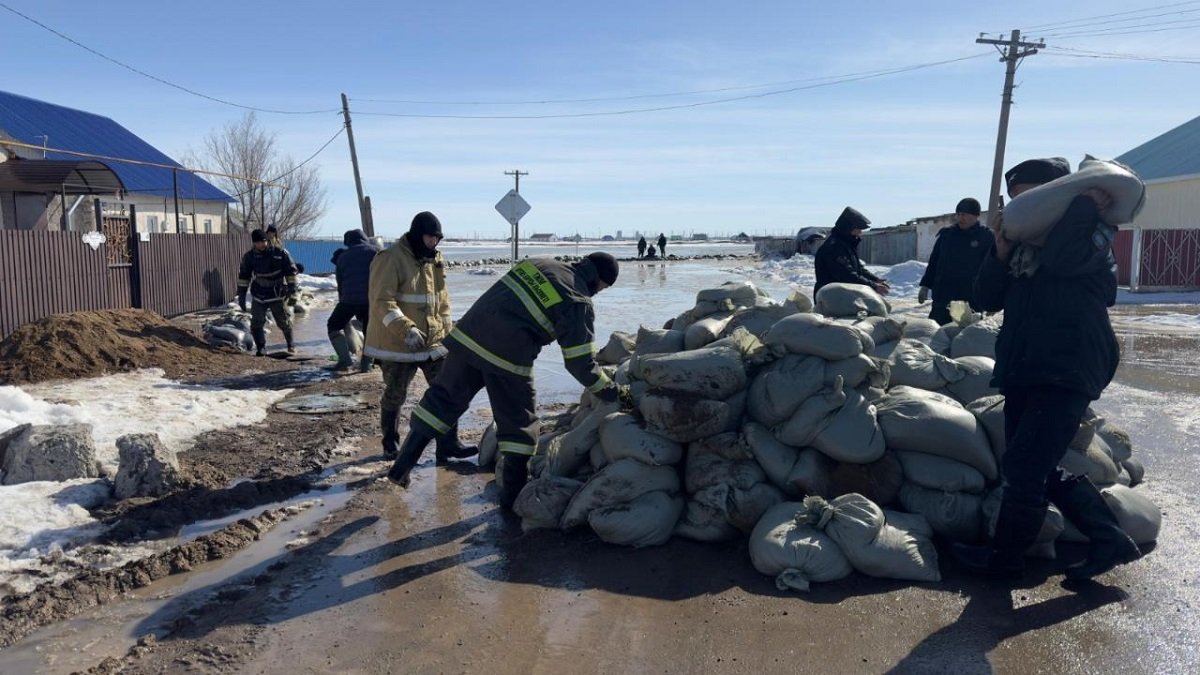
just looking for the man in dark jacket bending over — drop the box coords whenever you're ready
[952,157,1140,581]
[385,252,621,507]
[813,206,890,297]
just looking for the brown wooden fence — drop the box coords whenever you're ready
[0,228,245,339]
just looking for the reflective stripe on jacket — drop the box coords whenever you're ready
[238,247,298,303]
[364,237,451,362]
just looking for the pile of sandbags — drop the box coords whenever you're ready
[202,311,256,352]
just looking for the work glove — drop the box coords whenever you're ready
[595,382,620,404]
[405,327,427,350]
[237,290,247,312]
[918,286,929,304]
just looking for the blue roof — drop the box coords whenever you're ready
[1116,114,1200,182]
[0,90,232,201]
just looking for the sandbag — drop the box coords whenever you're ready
[876,386,997,480]
[746,354,826,426]
[543,401,620,477]
[950,318,1001,359]
[1002,156,1146,244]
[1101,484,1161,544]
[762,313,868,361]
[1059,440,1121,486]
[898,482,983,541]
[1122,458,1145,487]
[634,344,746,399]
[966,395,1006,459]
[874,340,899,361]
[854,316,904,347]
[599,412,684,466]
[588,490,685,548]
[787,448,837,498]
[513,476,584,532]
[589,439,607,472]
[827,452,904,507]
[749,502,854,592]
[722,303,802,339]
[477,422,499,468]
[814,282,890,318]
[743,422,800,494]
[944,356,997,405]
[640,390,744,443]
[811,385,886,465]
[802,494,941,582]
[883,509,934,539]
[561,458,681,529]
[981,487,1065,559]
[707,329,771,368]
[684,433,764,494]
[684,314,734,350]
[930,324,961,356]
[896,451,986,494]
[695,281,766,316]
[675,493,741,543]
[825,353,889,389]
[1095,417,1133,462]
[596,331,636,365]
[635,326,686,356]
[775,379,846,448]
[901,318,941,344]
[887,339,966,391]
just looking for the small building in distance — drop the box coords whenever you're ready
[529,233,558,242]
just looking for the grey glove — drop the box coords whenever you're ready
[405,327,427,350]
[918,286,929,304]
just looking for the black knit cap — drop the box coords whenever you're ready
[835,206,871,232]
[956,198,982,215]
[410,211,443,238]
[586,252,619,286]
[251,228,266,243]
[1005,157,1070,188]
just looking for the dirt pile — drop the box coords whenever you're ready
[0,309,260,384]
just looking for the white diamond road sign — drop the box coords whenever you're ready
[495,189,531,226]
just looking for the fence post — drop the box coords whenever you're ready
[129,203,143,309]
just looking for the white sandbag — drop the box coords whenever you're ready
[901,318,941,344]
[635,326,686,355]
[945,356,998,405]
[746,354,826,426]
[811,386,886,465]
[694,281,766,315]
[1002,156,1146,244]
[640,390,744,443]
[887,339,967,391]
[930,324,961,356]
[596,331,636,365]
[762,312,868,361]
[802,494,941,582]
[877,386,998,480]
[544,401,620,477]
[787,448,836,498]
[634,344,746,399]
[775,378,847,448]
[684,314,734,350]
[825,353,889,389]
[588,490,685,548]
[477,422,499,468]
[854,316,904,347]
[981,487,1065,559]
[966,395,1006,459]
[883,509,934,539]
[749,502,854,592]
[675,493,741,543]
[1059,484,1161,545]
[722,303,802,339]
[814,282,890,319]
[827,453,904,507]
[599,412,684,466]
[560,458,681,529]
[898,482,983,542]
[513,476,584,532]
[950,318,1001,359]
[896,451,987,494]
[744,422,800,495]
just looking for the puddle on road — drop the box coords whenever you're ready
[1113,328,1200,395]
[203,367,336,390]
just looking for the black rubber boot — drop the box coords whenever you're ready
[497,453,530,510]
[328,332,354,370]
[1050,476,1141,580]
[386,428,435,487]
[435,424,479,465]
[380,409,401,459]
[951,499,1046,577]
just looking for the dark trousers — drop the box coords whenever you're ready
[327,302,369,335]
[410,350,538,456]
[250,300,292,350]
[1000,385,1092,509]
[928,300,952,326]
[380,358,444,414]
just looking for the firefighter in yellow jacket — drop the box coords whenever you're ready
[364,212,476,462]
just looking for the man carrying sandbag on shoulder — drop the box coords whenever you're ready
[952,157,1141,581]
[813,207,890,298]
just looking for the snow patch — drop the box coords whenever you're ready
[298,274,338,292]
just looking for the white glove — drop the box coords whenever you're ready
[405,327,427,350]
[918,286,929,304]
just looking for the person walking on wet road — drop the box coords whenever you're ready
[952,157,1140,581]
[918,197,993,324]
[237,228,298,356]
[365,212,477,464]
[327,229,379,371]
[813,206,890,297]
[657,233,668,258]
[385,252,622,508]
[637,236,647,259]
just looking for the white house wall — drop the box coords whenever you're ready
[117,196,228,234]
[1131,177,1200,231]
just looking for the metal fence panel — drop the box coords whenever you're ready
[284,239,343,275]
[136,231,246,318]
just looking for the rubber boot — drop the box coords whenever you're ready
[386,428,435,487]
[951,499,1046,577]
[253,335,265,357]
[1049,475,1141,580]
[328,332,354,370]
[435,424,480,465]
[282,324,296,355]
[359,355,374,373]
[497,453,530,510]
[380,408,401,459]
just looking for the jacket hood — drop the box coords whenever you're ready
[343,229,369,246]
[571,257,603,296]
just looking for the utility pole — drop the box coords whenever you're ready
[341,93,374,237]
[976,30,1045,222]
[504,169,528,261]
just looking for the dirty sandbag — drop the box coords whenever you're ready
[708,328,772,368]
[825,353,889,390]
[671,307,699,333]
[744,422,801,495]
[544,401,620,477]
[929,324,961,356]
[749,501,854,592]
[762,313,868,361]
[722,303,802,339]
[883,509,934,539]
[675,492,741,543]
[684,433,764,493]
[898,482,983,542]
[1094,417,1133,462]
[560,458,681,529]
[696,281,766,310]
[684,313,735,350]
[477,422,499,468]
[345,324,364,356]
[854,316,904,347]
[1059,440,1121,486]
[599,412,684,466]
[981,487,1065,559]
[597,331,636,365]
[588,490,685,548]
[801,494,940,582]
[950,317,1001,359]
[1002,156,1146,244]
[775,377,847,448]
[966,395,1006,459]
[1059,484,1161,545]
[635,326,686,356]
[811,385,886,465]
[814,282,890,319]
[787,448,837,498]
[1122,458,1145,487]
[827,452,904,507]
[874,340,899,361]
[640,390,743,443]
[589,438,607,472]
[746,354,826,426]
[727,483,786,533]
[206,324,246,348]
[513,475,584,532]
[634,343,746,399]
[901,318,941,345]
[887,339,966,391]
[896,451,986,494]
[944,356,997,405]
[876,386,997,480]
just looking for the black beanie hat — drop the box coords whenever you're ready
[834,206,871,232]
[410,211,443,238]
[956,198,982,215]
[586,252,619,286]
[1005,157,1070,188]
[251,228,266,243]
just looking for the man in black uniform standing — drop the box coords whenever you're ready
[237,228,299,356]
[385,252,621,507]
[918,197,993,324]
[813,206,890,297]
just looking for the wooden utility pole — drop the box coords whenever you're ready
[341,93,374,237]
[505,169,528,261]
[976,30,1044,222]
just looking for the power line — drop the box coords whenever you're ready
[1041,15,1200,37]
[0,1,340,116]
[1043,45,1200,63]
[226,125,347,197]
[1024,6,1200,34]
[353,53,991,120]
[1042,19,1200,39]
[1021,0,1200,31]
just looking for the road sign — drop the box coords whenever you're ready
[495,189,531,226]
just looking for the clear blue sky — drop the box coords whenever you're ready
[2,0,1198,238]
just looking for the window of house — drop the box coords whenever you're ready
[204,219,213,234]
[178,218,188,233]
[147,215,159,233]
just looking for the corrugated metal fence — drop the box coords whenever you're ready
[859,227,918,266]
[283,238,342,275]
[137,232,245,318]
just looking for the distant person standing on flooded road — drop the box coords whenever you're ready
[637,236,647,259]
[812,206,889,297]
[918,197,993,324]
[237,228,298,356]
[657,233,668,258]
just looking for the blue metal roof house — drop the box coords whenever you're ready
[0,89,233,233]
